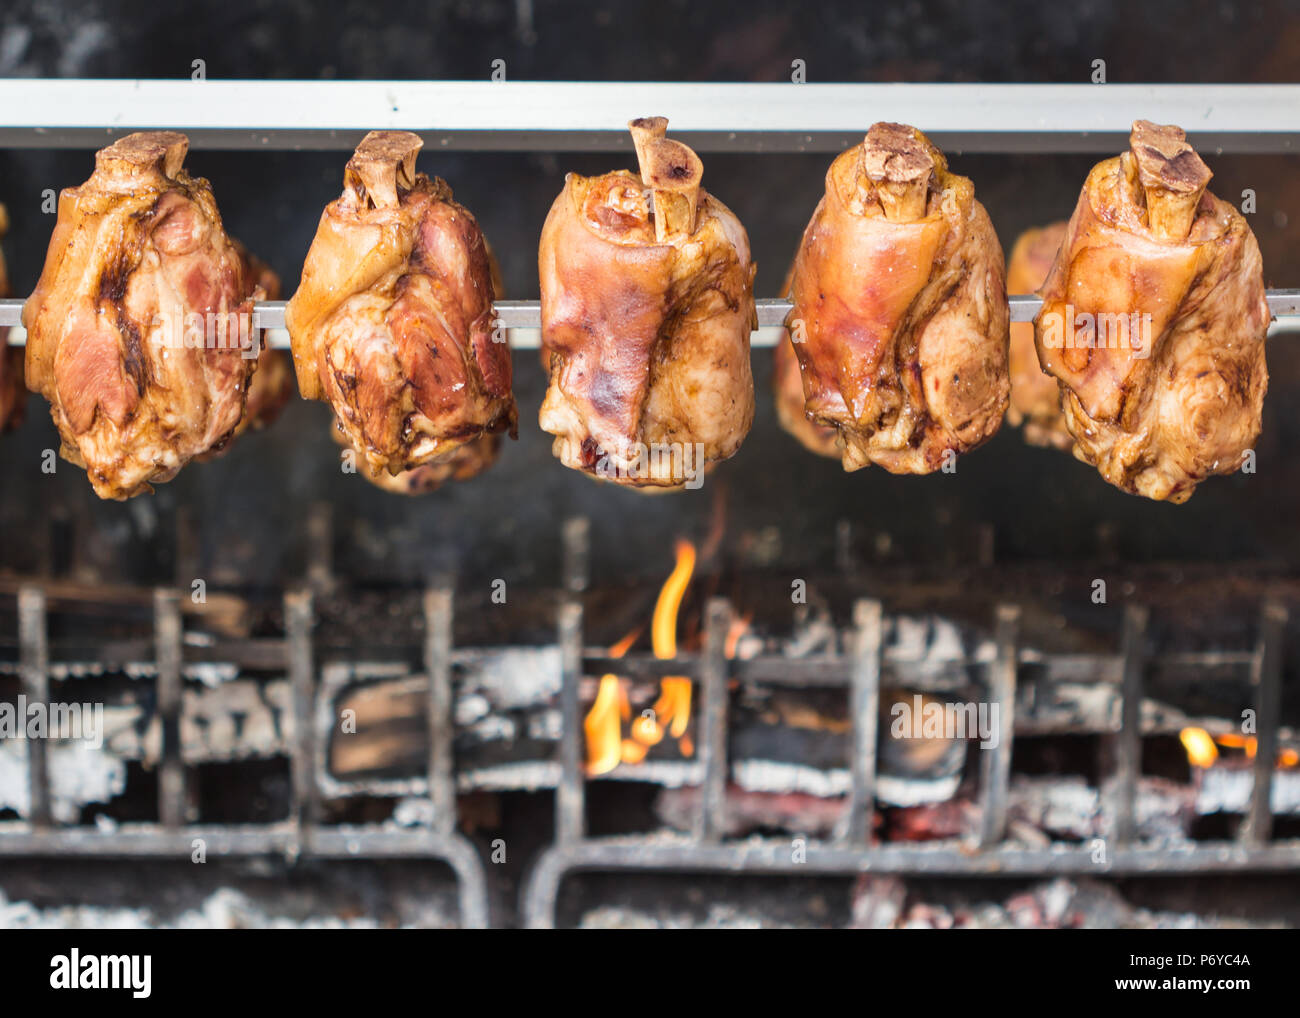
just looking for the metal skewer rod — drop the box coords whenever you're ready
[4,291,1299,350]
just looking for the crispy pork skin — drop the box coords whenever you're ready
[22,132,263,498]
[286,131,515,480]
[333,419,502,495]
[1006,222,1070,449]
[0,204,24,434]
[786,122,1009,474]
[1034,121,1269,503]
[538,117,756,490]
[774,331,839,458]
[773,268,838,458]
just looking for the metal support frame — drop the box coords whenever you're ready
[1110,604,1149,846]
[556,516,590,844]
[695,598,731,844]
[1241,600,1289,844]
[154,588,186,829]
[838,599,882,846]
[1,584,492,929]
[976,604,1020,848]
[424,586,456,835]
[17,586,50,830]
[3,572,1297,930]
[520,596,1296,928]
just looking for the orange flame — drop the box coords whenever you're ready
[1180,726,1300,770]
[1180,728,1219,769]
[585,673,630,776]
[652,540,696,659]
[584,626,640,776]
[725,612,753,660]
[584,541,698,774]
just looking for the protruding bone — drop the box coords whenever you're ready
[860,122,940,223]
[94,131,189,186]
[1127,120,1211,241]
[628,117,703,242]
[346,130,423,210]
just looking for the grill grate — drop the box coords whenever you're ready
[3,518,1298,928]
[518,518,1299,927]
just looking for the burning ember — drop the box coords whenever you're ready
[585,541,698,775]
[1179,727,1300,770]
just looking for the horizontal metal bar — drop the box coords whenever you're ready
[1,82,1299,153]
[529,835,1300,877]
[0,643,1264,691]
[5,292,1300,351]
[9,826,1298,878]
[0,823,491,926]
[520,835,1300,926]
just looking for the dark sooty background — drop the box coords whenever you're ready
[0,0,1299,590]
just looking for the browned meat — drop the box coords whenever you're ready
[1006,222,1070,450]
[538,117,756,490]
[286,131,515,480]
[786,122,1009,474]
[229,242,292,437]
[332,418,502,495]
[773,267,838,458]
[774,332,839,458]
[22,132,263,499]
[0,204,25,434]
[237,345,294,436]
[1034,121,1269,503]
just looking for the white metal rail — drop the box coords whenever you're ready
[0,81,1298,152]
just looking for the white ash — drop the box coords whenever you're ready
[460,647,562,710]
[388,797,436,828]
[456,760,560,792]
[454,693,491,726]
[464,714,516,742]
[598,760,703,788]
[0,737,125,822]
[733,760,848,799]
[1007,775,1195,844]
[889,878,1275,930]
[527,708,562,741]
[784,601,837,657]
[0,887,382,930]
[876,772,963,807]
[884,616,997,674]
[103,678,289,764]
[581,903,795,930]
[1195,766,1300,816]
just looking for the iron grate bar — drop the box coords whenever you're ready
[17,586,50,830]
[694,598,732,844]
[285,590,317,848]
[424,586,456,837]
[977,604,1021,848]
[1112,603,1150,846]
[840,599,882,847]
[555,515,591,844]
[1241,600,1288,844]
[154,588,186,829]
